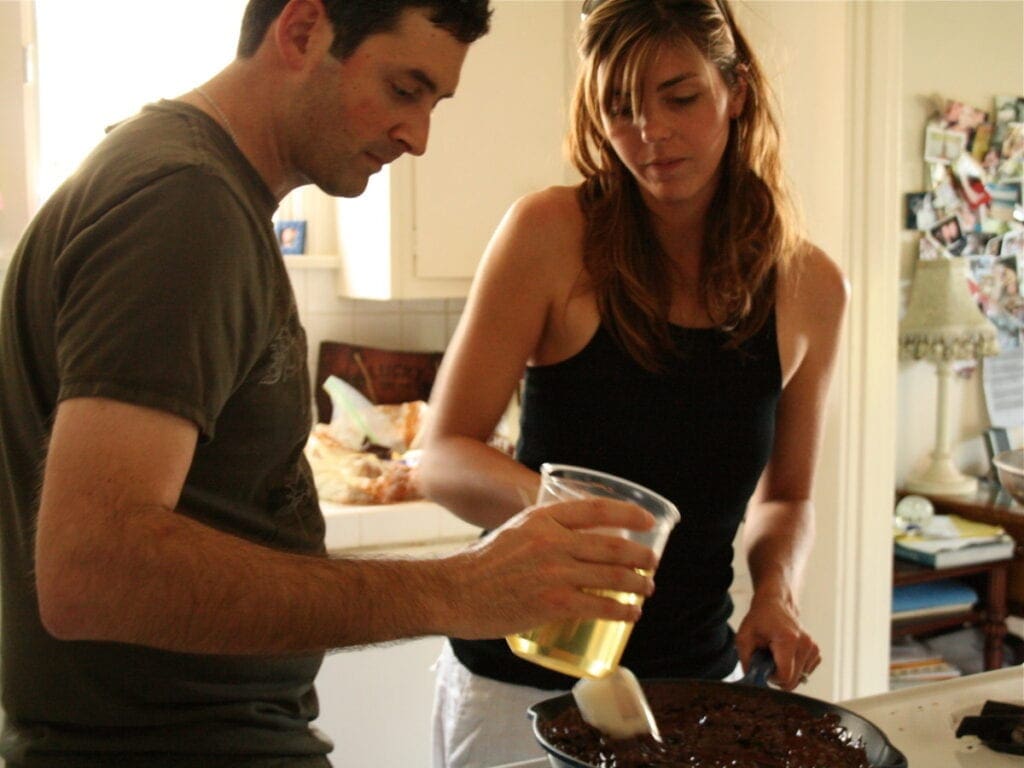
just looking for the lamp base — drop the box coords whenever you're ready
[905,456,978,497]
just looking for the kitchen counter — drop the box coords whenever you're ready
[843,665,1022,767]
[490,666,1024,768]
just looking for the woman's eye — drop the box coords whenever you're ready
[672,95,699,106]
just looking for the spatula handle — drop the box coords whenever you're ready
[738,647,776,688]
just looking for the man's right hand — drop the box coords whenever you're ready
[437,498,659,640]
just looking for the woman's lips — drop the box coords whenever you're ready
[645,157,688,176]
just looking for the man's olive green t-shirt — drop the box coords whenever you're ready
[0,101,330,764]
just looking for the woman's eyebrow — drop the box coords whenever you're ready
[657,72,698,91]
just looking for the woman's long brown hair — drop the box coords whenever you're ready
[569,0,802,370]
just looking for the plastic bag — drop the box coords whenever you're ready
[322,375,426,453]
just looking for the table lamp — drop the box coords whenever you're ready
[899,256,999,496]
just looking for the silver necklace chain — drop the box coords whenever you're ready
[194,86,239,146]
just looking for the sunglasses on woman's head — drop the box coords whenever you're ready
[582,0,734,23]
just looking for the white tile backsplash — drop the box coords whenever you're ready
[287,266,464,403]
[352,311,401,348]
[400,313,447,351]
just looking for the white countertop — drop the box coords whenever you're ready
[320,498,481,554]
[842,665,1022,767]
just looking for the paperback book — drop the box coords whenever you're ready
[889,637,962,690]
[894,514,1014,568]
[892,579,979,620]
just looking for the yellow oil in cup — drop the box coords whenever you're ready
[506,464,680,679]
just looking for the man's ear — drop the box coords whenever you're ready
[273,0,330,70]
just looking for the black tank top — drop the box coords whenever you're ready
[450,316,782,689]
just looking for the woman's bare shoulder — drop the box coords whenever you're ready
[487,185,585,274]
[505,185,584,232]
[779,242,849,316]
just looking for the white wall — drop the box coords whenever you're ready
[896,1,1024,484]
[0,1,33,284]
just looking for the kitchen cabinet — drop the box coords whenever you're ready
[314,504,477,765]
[331,0,578,299]
[315,635,445,767]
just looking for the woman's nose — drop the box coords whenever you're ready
[637,109,670,144]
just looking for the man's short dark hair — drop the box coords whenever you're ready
[237,0,492,59]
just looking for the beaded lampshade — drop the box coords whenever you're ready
[899,257,999,496]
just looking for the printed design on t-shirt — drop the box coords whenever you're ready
[259,310,306,386]
[267,462,320,544]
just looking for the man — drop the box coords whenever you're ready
[0,1,657,765]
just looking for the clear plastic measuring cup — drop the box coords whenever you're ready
[506,463,680,679]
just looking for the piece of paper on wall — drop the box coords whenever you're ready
[984,349,1023,430]
[977,252,1024,429]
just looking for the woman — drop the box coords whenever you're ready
[419,1,848,765]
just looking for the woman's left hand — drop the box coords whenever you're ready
[734,591,820,691]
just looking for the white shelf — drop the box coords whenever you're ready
[283,254,337,270]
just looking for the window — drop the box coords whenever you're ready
[34,0,246,201]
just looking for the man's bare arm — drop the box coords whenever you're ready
[35,397,657,654]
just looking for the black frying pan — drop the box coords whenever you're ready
[527,650,908,768]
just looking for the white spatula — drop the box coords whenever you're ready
[572,666,662,741]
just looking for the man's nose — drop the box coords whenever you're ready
[392,111,430,157]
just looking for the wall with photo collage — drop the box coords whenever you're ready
[904,94,1024,352]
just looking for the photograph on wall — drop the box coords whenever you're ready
[1002,229,1023,258]
[968,253,1022,351]
[915,94,1024,267]
[274,220,307,255]
[994,94,1024,127]
[917,234,942,261]
[929,215,965,255]
[923,123,967,165]
[988,182,1022,223]
[978,251,1024,430]
[961,231,994,257]
[904,191,936,231]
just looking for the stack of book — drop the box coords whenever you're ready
[894,513,1014,568]
[892,578,979,621]
[889,637,962,689]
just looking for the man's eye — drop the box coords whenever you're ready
[392,83,417,100]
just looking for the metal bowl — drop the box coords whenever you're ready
[993,448,1024,505]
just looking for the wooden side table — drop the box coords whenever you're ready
[897,483,1024,613]
[892,556,1011,671]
